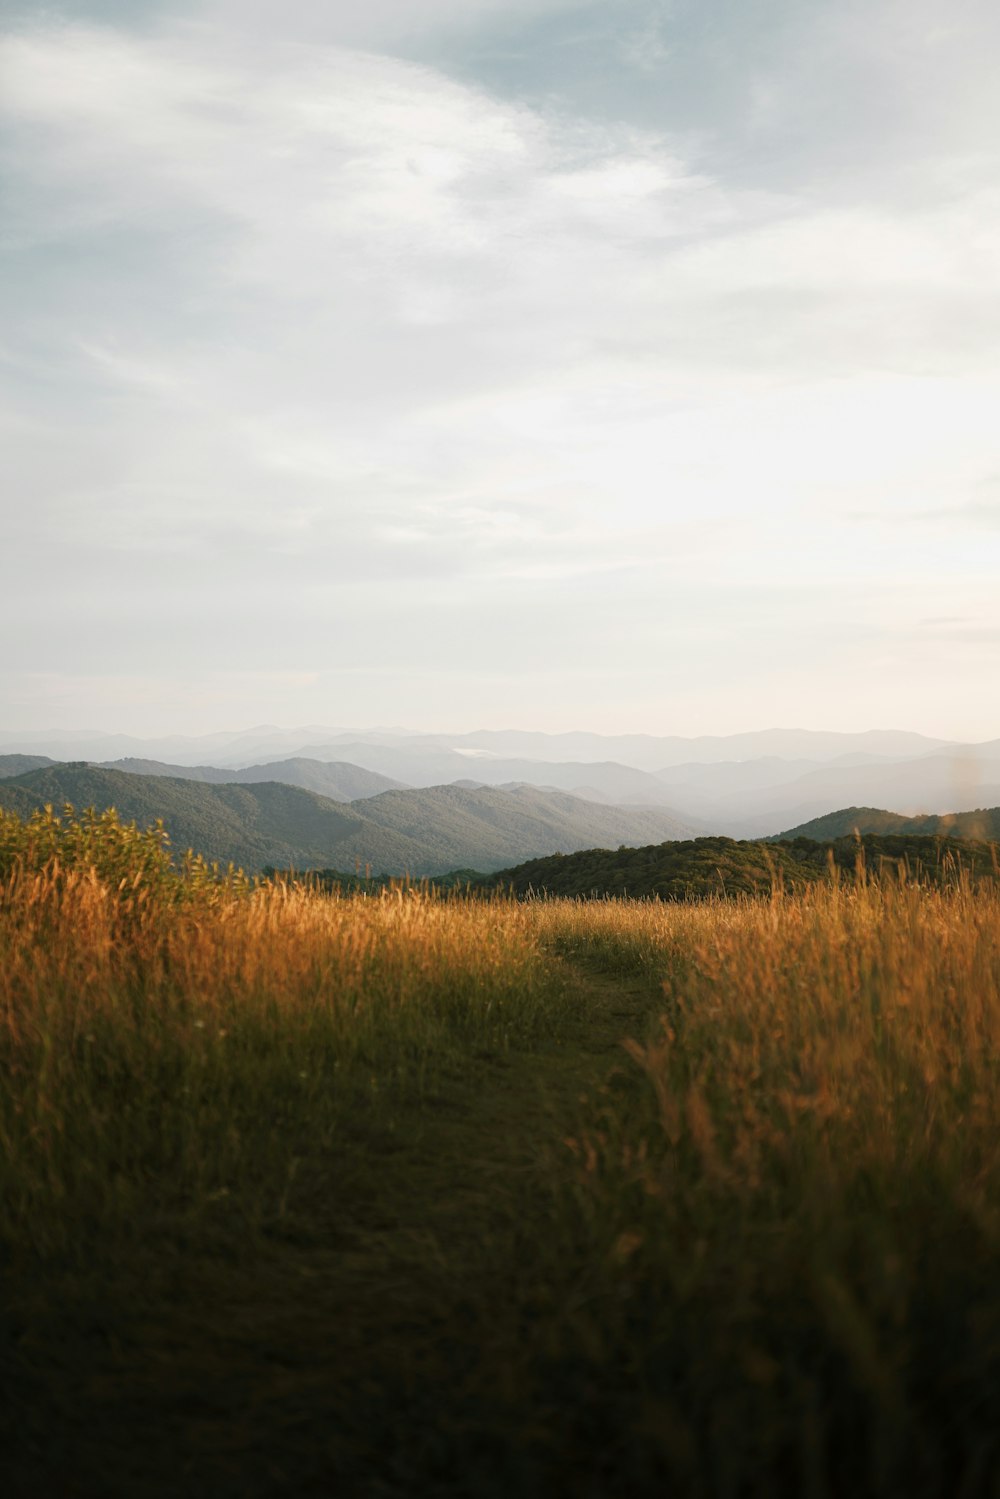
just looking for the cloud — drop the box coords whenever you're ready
[1,4,999,734]
[207,0,587,49]
[909,479,1000,529]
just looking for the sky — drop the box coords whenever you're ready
[2,0,999,738]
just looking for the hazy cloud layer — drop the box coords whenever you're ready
[2,0,999,735]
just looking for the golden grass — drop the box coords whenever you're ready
[1,849,569,1259]
[3,809,1000,1494]
[533,881,1000,1492]
[540,878,1000,1195]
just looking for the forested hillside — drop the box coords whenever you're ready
[486,833,1000,899]
[0,754,56,778]
[101,756,408,801]
[0,766,428,871]
[350,783,693,866]
[0,766,694,875]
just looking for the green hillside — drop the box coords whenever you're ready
[0,766,696,875]
[0,754,56,779]
[778,804,1000,840]
[7,767,998,884]
[0,766,425,872]
[485,832,1000,899]
[353,783,694,869]
[101,756,407,801]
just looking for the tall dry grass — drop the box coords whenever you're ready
[4,808,1000,1493]
[0,822,569,1261]
[532,880,1000,1493]
[536,878,1000,1202]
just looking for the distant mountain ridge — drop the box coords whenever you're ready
[0,725,954,772]
[8,728,1000,838]
[405,727,952,770]
[0,765,697,875]
[99,757,408,801]
[287,743,685,804]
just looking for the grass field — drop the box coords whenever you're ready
[2,808,999,1496]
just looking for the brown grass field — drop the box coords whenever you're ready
[2,807,999,1496]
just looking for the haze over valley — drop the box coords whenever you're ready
[5,722,1000,871]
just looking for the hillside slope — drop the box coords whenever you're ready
[700,756,1000,838]
[289,742,689,804]
[0,766,698,875]
[0,767,426,872]
[351,784,696,870]
[777,805,1000,841]
[486,833,1000,899]
[101,757,407,801]
[0,754,56,779]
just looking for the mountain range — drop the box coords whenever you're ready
[4,724,1000,844]
[0,764,697,875]
[98,757,408,801]
[0,724,951,770]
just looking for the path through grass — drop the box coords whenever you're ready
[5,949,660,1498]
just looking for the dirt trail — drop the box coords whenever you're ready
[9,957,662,1498]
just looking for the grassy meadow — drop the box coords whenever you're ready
[2,807,999,1496]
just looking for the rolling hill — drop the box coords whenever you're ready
[10,728,1000,836]
[776,805,1000,841]
[0,765,698,875]
[0,766,416,872]
[485,831,1000,900]
[99,757,408,801]
[5,728,997,835]
[284,743,685,804]
[0,754,57,778]
[341,783,695,870]
[677,752,1000,837]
